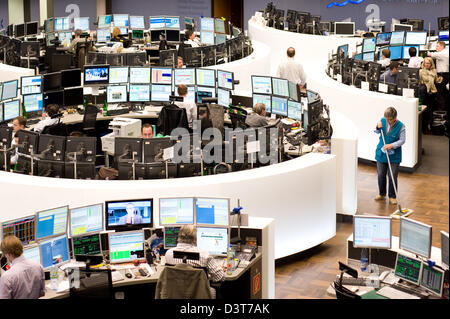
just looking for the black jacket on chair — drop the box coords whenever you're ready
[157,104,189,136]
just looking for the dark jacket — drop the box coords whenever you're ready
[157,104,189,136]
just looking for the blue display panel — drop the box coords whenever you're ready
[40,234,70,269]
[195,197,229,226]
[36,206,68,240]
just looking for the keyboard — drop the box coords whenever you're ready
[107,108,130,116]
[111,270,124,282]
[376,286,420,299]
[336,275,380,287]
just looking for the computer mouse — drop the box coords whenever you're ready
[125,272,133,279]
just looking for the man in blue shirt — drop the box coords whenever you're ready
[374,107,406,205]
[379,61,399,85]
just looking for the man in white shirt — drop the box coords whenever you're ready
[428,41,449,109]
[175,85,197,129]
[407,47,423,69]
[184,30,200,48]
[33,104,61,133]
[276,47,307,88]
[378,48,391,68]
[10,116,27,165]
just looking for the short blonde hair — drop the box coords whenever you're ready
[422,57,436,70]
[1,236,23,258]
[178,225,196,244]
[112,27,121,39]
[253,103,266,115]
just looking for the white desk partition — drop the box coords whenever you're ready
[0,63,35,82]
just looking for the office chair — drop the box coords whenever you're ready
[82,104,98,136]
[228,106,248,130]
[207,104,225,137]
[331,281,361,300]
[75,40,91,69]
[68,267,114,299]
[156,104,189,136]
[41,121,68,136]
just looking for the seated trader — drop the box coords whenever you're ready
[408,47,423,69]
[378,49,391,68]
[184,30,200,48]
[118,203,143,225]
[175,85,197,130]
[33,104,61,133]
[177,56,185,69]
[379,61,399,84]
[276,47,307,89]
[68,29,86,54]
[0,236,45,299]
[245,103,269,128]
[142,123,154,139]
[419,57,440,133]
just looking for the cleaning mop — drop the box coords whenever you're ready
[380,129,413,219]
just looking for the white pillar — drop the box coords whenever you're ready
[8,0,24,25]
[97,0,106,17]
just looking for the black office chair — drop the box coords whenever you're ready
[68,267,113,299]
[41,121,68,136]
[82,104,98,136]
[331,281,361,300]
[228,106,248,130]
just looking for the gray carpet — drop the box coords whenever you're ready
[416,134,449,176]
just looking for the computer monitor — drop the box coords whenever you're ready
[2,100,20,121]
[159,197,194,225]
[25,21,39,36]
[72,233,102,257]
[1,215,36,245]
[151,84,172,102]
[39,234,70,269]
[143,137,173,163]
[252,94,271,113]
[362,52,376,62]
[23,244,41,264]
[151,67,173,85]
[21,75,42,95]
[389,45,403,60]
[439,30,449,43]
[252,76,272,94]
[392,23,413,32]
[405,31,427,45]
[113,14,129,28]
[376,32,392,46]
[98,15,112,29]
[149,16,165,30]
[196,69,215,87]
[43,90,63,108]
[272,78,289,97]
[200,31,214,45]
[215,18,226,34]
[84,65,109,85]
[271,96,288,117]
[441,231,449,269]
[195,197,229,226]
[165,16,180,30]
[65,136,96,163]
[129,67,151,84]
[58,31,72,47]
[23,93,44,114]
[127,15,144,30]
[352,216,392,249]
[61,69,81,88]
[402,45,420,59]
[96,28,111,43]
[334,22,354,36]
[37,134,65,163]
[132,29,144,40]
[174,68,195,86]
[390,31,405,46]
[36,205,69,240]
[129,84,150,102]
[217,88,230,107]
[406,19,424,31]
[2,80,18,100]
[400,217,432,258]
[163,226,181,249]
[337,44,349,59]
[69,203,103,237]
[105,199,153,231]
[74,17,90,31]
[175,85,196,103]
[108,230,145,263]
[420,263,445,296]
[196,86,216,103]
[437,17,449,31]
[217,70,234,90]
[394,253,422,285]
[55,17,70,31]
[45,33,56,47]
[200,17,215,32]
[215,33,226,45]
[287,100,302,121]
[362,38,376,53]
[44,18,54,33]
[109,66,129,84]
[288,81,299,102]
[43,72,61,92]
[106,85,128,103]
[196,226,229,256]
[15,24,25,38]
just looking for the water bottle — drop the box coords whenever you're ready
[102,101,108,116]
[226,244,235,275]
[360,248,369,272]
[50,256,60,290]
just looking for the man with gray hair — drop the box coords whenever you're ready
[245,103,269,128]
[276,47,307,89]
[68,29,86,53]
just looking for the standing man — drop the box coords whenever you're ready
[374,107,406,205]
[276,47,307,90]
[428,41,449,110]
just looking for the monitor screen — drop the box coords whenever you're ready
[23,245,41,264]
[353,216,391,249]
[217,88,230,107]
[287,100,302,121]
[40,234,70,269]
[400,217,432,258]
[149,16,165,29]
[108,67,129,84]
[215,33,226,45]
[84,65,109,85]
[58,31,72,47]
[175,85,196,103]
[363,52,376,62]
[151,67,173,85]
[1,215,35,245]
[69,203,103,237]
[420,263,444,296]
[195,197,229,226]
[215,18,226,34]
[288,81,298,101]
[43,72,61,91]
[272,78,289,97]
[405,31,427,45]
[165,17,180,29]
[97,28,111,43]
[25,22,39,36]
[98,15,112,29]
[23,93,44,113]
[252,76,272,94]
[129,84,150,102]
[45,18,54,33]
[174,68,195,86]
[132,29,144,40]
[21,76,42,95]
[389,46,403,60]
[394,253,422,285]
[55,17,70,31]
[441,231,449,268]
[113,14,129,27]
[196,86,216,103]
[108,230,145,263]
[151,84,172,102]
[105,199,153,231]
[72,233,102,256]
[439,30,449,42]
[120,27,129,36]
[129,67,151,84]
[200,17,214,32]
[196,226,229,256]
[252,94,271,113]
[200,31,215,45]
[3,100,20,121]
[130,16,145,29]
[107,85,128,103]
[393,24,413,32]
[390,31,405,46]
[353,53,363,60]
[363,38,376,53]
[376,32,392,46]
[36,206,69,240]
[2,80,18,100]
[334,22,354,35]
[402,45,420,59]
[45,32,56,47]
[337,44,349,59]
[159,198,194,225]
[164,226,181,249]
[196,69,215,87]
[271,96,288,116]
[217,70,233,90]
[61,69,81,88]
[74,17,89,31]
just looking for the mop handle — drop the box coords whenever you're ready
[380,129,401,203]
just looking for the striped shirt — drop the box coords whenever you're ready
[165,243,225,282]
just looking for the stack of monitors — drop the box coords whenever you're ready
[376,31,427,61]
[353,216,392,249]
[200,17,215,45]
[21,75,43,117]
[1,80,20,122]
